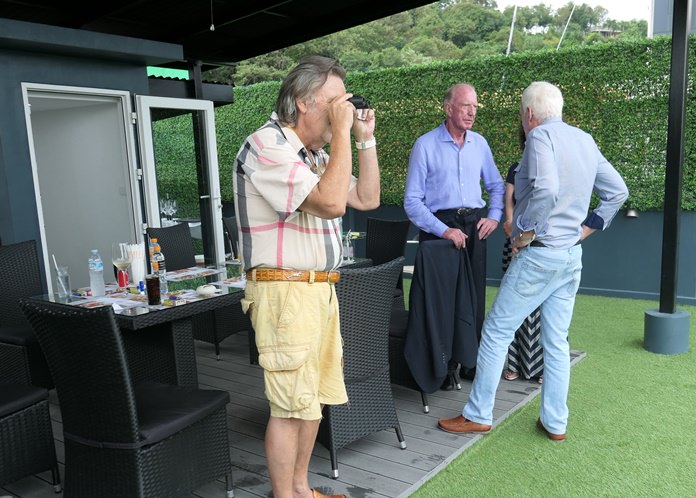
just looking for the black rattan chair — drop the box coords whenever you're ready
[365,218,411,267]
[222,216,240,260]
[365,218,411,308]
[0,240,53,388]
[388,307,430,413]
[202,296,256,363]
[317,257,407,479]
[147,223,252,361]
[0,383,61,492]
[146,223,197,272]
[20,299,234,498]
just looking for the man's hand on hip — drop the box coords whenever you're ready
[443,227,468,249]
[477,218,499,240]
[580,225,596,241]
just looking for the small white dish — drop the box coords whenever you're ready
[196,284,218,297]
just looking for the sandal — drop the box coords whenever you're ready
[503,371,519,381]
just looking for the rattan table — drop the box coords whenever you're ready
[34,287,244,387]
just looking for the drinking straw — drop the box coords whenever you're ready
[52,253,69,295]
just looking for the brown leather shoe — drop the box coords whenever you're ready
[437,415,491,434]
[536,418,566,441]
[312,488,346,498]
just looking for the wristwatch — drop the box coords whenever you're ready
[517,231,536,244]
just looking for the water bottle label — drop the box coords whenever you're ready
[89,260,104,272]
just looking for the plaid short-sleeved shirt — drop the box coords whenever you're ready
[233,115,357,271]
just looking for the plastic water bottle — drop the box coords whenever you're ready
[88,249,105,297]
[151,239,168,294]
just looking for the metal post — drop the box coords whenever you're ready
[644,0,692,355]
[659,0,690,313]
[557,4,576,50]
[506,5,518,56]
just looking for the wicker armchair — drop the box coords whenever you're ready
[365,217,411,308]
[20,299,234,498]
[0,240,53,388]
[388,306,430,413]
[317,257,407,479]
[147,224,252,361]
[202,295,256,363]
[0,383,61,492]
[146,223,197,271]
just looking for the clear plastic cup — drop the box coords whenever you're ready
[55,266,71,298]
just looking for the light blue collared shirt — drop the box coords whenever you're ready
[513,116,629,248]
[404,123,505,238]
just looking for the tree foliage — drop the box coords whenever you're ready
[208,0,648,86]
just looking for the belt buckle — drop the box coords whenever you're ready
[457,207,469,216]
[286,271,304,281]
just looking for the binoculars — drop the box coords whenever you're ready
[348,95,370,120]
[348,95,370,109]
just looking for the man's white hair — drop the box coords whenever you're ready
[521,81,563,122]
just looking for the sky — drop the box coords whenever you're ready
[495,0,652,22]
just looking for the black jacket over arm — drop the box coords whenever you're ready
[404,240,478,393]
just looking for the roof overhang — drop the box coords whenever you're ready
[0,0,436,69]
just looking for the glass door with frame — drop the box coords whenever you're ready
[135,95,225,267]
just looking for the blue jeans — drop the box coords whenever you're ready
[463,245,583,435]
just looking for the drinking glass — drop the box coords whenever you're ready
[159,198,167,220]
[227,259,244,281]
[169,199,177,220]
[342,231,354,264]
[145,274,161,305]
[112,242,132,287]
[55,266,71,299]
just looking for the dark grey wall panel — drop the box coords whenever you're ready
[0,48,149,247]
[0,18,181,247]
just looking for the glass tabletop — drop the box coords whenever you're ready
[56,262,245,315]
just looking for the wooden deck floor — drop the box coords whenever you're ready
[1,332,585,498]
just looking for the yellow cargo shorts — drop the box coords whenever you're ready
[241,280,348,420]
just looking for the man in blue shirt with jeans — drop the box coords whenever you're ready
[405,83,505,387]
[438,81,628,440]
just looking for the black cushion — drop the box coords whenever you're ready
[135,381,230,445]
[389,307,409,339]
[0,325,38,346]
[0,383,49,418]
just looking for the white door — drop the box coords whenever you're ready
[22,84,143,293]
[135,96,225,266]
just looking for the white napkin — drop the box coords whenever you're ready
[127,243,146,285]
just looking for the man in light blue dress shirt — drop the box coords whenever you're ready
[438,81,628,440]
[404,83,505,387]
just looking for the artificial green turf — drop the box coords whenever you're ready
[407,287,696,497]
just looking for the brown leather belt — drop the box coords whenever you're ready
[246,268,340,283]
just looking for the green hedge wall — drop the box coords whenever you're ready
[158,37,696,213]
